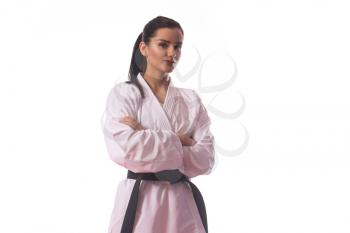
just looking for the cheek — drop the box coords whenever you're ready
[149,47,164,59]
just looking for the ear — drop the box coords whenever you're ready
[139,41,147,57]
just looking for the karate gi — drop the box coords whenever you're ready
[102,72,215,233]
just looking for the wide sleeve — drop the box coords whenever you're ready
[179,91,215,178]
[102,83,184,173]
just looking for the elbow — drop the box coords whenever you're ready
[109,153,126,167]
[204,155,215,175]
[184,145,216,178]
[206,137,216,174]
[203,147,215,175]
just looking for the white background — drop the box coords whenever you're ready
[1,0,350,232]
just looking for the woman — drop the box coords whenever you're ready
[102,16,215,233]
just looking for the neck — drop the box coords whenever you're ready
[142,70,170,92]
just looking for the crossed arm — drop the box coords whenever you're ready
[119,116,196,146]
[118,113,215,178]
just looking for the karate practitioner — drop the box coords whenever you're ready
[102,16,215,233]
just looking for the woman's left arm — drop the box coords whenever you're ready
[180,92,215,178]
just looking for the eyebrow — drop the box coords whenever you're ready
[156,39,183,45]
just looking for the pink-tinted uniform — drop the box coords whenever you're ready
[102,72,215,233]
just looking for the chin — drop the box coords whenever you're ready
[161,67,174,73]
[165,67,174,72]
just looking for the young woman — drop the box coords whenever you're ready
[102,16,215,233]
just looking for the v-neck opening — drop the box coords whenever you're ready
[137,72,174,131]
[138,73,171,109]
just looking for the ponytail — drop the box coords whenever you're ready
[126,32,146,98]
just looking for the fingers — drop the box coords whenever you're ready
[119,116,135,125]
[121,121,137,129]
[119,116,144,131]
[119,116,134,123]
[176,133,196,146]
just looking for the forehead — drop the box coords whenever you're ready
[151,28,183,43]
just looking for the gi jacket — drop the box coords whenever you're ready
[103,72,215,233]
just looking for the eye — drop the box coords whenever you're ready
[175,45,182,50]
[159,43,168,48]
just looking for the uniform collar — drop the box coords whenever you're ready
[137,72,173,91]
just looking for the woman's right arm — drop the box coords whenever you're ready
[102,83,184,173]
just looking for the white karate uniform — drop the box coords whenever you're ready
[102,72,215,233]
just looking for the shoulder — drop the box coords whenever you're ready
[106,81,142,109]
[176,87,201,102]
[176,88,204,109]
[110,81,142,100]
[178,88,210,123]
[175,87,205,114]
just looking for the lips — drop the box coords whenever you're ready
[164,60,175,64]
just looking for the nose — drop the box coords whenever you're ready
[167,46,177,59]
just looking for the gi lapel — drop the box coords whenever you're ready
[137,72,174,131]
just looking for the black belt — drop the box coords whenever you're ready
[120,169,208,233]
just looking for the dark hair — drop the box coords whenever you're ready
[126,16,184,98]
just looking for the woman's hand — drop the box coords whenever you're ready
[119,116,145,131]
[176,133,196,146]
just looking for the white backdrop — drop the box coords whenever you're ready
[1,0,350,232]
